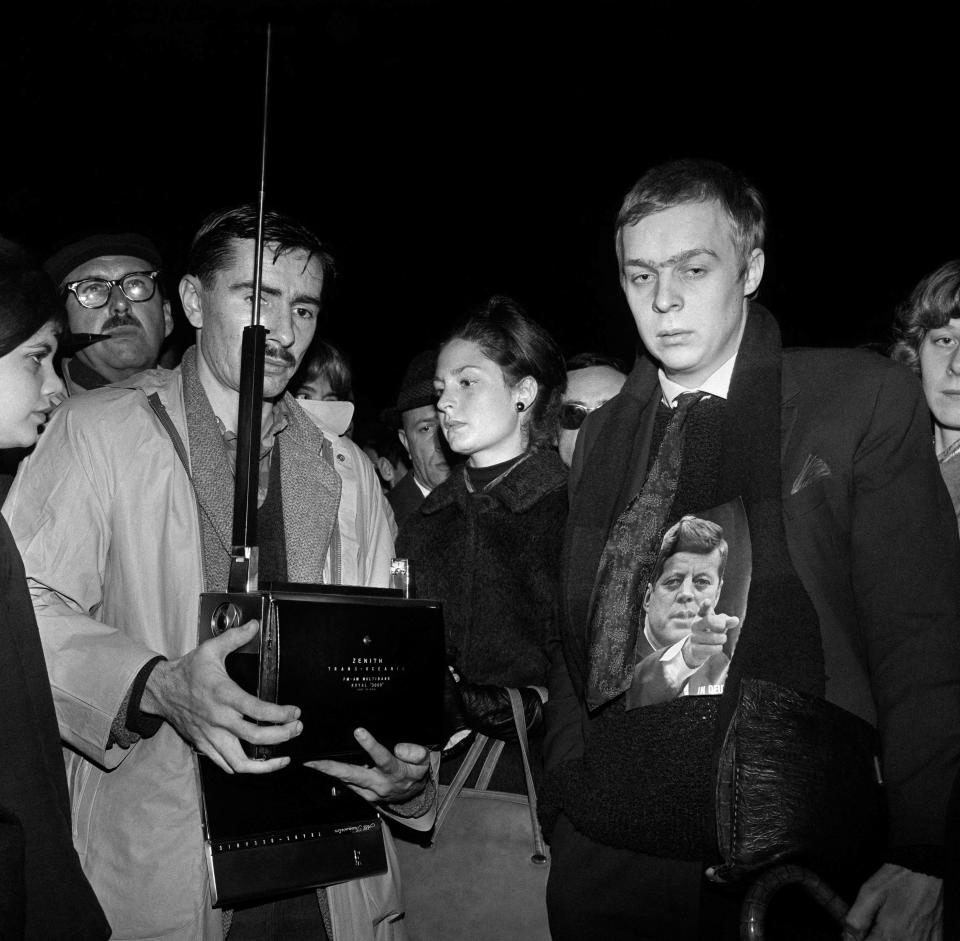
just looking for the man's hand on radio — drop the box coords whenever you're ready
[141,619,302,774]
[305,727,430,803]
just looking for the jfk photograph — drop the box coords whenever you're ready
[625,501,751,709]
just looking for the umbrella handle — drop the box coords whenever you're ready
[740,864,851,941]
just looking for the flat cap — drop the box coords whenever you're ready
[44,233,163,287]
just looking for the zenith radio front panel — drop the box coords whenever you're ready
[196,585,446,907]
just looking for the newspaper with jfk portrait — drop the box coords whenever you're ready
[624,498,751,711]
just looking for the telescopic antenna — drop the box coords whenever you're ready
[250,22,271,328]
[228,23,272,594]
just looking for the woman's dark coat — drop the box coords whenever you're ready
[397,449,568,793]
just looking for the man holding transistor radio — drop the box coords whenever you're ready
[3,204,433,940]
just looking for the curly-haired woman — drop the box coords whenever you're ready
[892,260,960,534]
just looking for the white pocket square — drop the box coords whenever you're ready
[791,454,831,495]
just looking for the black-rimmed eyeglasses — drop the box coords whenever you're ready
[64,270,160,309]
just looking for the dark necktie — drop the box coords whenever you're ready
[584,390,707,710]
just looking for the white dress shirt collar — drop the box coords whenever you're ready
[658,350,739,408]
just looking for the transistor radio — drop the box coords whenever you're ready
[194,28,444,907]
[196,581,445,906]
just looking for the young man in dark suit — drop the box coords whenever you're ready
[543,158,960,940]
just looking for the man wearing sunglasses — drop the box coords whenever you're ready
[557,352,627,467]
[45,233,173,394]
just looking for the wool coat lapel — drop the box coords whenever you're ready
[779,355,802,465]
[280,400,341,585]
[180,352,239,592]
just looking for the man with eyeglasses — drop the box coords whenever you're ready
[44,233,173,394]
[557,352,627,467]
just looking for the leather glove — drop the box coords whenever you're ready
[457,682,545,743]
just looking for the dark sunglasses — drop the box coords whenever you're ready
[559,403,594,431]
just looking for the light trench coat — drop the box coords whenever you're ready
[3,365,429,941]
[304,397,398,589]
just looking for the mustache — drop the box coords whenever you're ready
[101,313,141,331]
[264,343,296,366]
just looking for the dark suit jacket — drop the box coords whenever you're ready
[388,471,426,532]
[546,343,960,866]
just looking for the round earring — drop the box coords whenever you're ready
[516,402,525,412]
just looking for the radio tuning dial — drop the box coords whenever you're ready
[211,603,242,635]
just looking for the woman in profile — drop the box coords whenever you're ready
[397,294,568,793]
[0,238,110,939]
[891,259,960,532]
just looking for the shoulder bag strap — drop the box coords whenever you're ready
[474,739,505,790]
[432,732,489,840]
[146,392,213,589]
[147,392,192,479]
[508,687,548,862]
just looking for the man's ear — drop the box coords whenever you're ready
[642,583,652,612]
[376,456,395,483]
[743,248,765,297]
[162,298,174,339]
[397,428,412,461]
[179,274,204,329]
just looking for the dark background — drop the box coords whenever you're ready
[2,1,957,410]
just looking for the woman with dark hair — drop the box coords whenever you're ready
[0,238,110,938]
[891,259,960,533]
[397,294,568,794]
